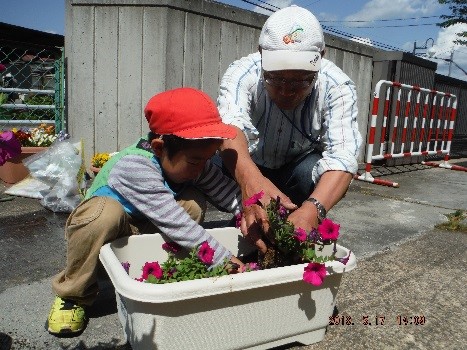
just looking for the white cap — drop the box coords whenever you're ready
[259,5,325,72]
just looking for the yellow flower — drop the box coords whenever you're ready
[91,153,111,168]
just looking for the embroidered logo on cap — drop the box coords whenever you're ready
[283,24,304,44]
[310,54,320,65]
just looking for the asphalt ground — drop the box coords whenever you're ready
[0,158,466,350]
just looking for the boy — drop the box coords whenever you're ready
[48,87,244,335]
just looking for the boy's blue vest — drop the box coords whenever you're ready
[85,138,154,200]
[85,138,187,215]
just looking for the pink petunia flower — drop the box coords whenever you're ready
[303,262,327,286]
[197,241,215,265]
[318,218,340,241]
[294,227,308,242]
[244,190,264,207]
[240,262,260,272]
[142,261,163,280]
[162,241,181,253]
[0,131,22,166]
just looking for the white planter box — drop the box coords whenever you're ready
[99,227,356,350]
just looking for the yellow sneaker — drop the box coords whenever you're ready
[47,296,86,334]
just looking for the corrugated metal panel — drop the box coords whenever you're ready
[434,78,467,137]
[455,88,467,136]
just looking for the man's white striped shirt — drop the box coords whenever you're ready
[217,52,362,183]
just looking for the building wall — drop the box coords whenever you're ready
[66,0,378,162]
[66,0,465,165]
[435,74,467,137]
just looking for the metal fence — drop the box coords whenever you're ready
[357,80,459,187]
[0,46,65,134]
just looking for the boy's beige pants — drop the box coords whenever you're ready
[52,186,206,306]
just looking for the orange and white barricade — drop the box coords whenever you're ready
[356,80,466,187]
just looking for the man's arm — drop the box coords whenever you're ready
[220,127,296,252]
[289,66,361,232]
[288,170,352,232]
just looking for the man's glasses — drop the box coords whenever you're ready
[263,74,316,89]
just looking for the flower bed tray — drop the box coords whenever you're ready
[99,227,356,350]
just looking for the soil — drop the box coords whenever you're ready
[244,243,297,269]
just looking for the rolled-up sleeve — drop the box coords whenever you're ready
[217,53,262,152]
[312,77,362,183]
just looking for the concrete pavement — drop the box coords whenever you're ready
[0,158,466,350]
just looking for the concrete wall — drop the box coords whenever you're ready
[66,0,378,163]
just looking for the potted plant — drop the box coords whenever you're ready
[0,124,59,184]
[99,193,356,350]
[90,152,111,176]
[0,130,21,166]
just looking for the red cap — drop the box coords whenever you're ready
[144,87,237,139]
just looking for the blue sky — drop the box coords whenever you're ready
[1,0,466,80]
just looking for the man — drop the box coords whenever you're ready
[217,5,362,251]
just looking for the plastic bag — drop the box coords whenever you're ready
[4,175,50,199]
[23,139,86,213]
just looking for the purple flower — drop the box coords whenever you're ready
[197,241,215,265]
[162,241,181,253]
[121,261,131,274]
[278,205,288,219]
[303,262,327,286]
[308,228,320,243]
[337,251,351,265]
[0,131,21,166]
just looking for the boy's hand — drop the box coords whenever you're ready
[227,255,244,274]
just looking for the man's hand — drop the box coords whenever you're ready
[239,203,268,253]
[287,171,354,233]
[287,202,320,233]
[240,173,297,252]
[220,126,297,252]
